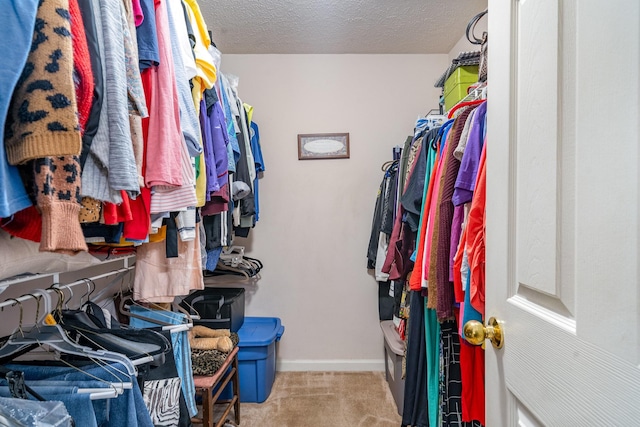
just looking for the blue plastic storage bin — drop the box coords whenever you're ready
[218,317,284,403]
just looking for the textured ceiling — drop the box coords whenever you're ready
[201,0,488,54]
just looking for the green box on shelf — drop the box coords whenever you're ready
[443,65,479,111]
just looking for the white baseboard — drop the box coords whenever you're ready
[277,359,385,372]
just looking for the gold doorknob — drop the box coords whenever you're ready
[463,317,504,349]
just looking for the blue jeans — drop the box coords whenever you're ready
[129,307,197,417]
[4,362,153,427]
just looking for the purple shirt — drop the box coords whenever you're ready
[210,101,230,189]
[199,99,217,197]
[449,101,487,280]
[199,99,230,200]
[452,101,487,206]
[449,205,465,281]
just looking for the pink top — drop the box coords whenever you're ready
[144,0,184,187]
[134,229,205,303]
[131,0,144,26]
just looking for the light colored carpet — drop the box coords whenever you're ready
[230,371,402,427]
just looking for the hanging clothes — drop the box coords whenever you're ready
[0,0,263,298]
[433,106,477,320]
[368,93,487,425]
[401,290,429,427]
[439,318,483,427]
[0,1,39,219]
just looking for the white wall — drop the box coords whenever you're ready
[221,54,448,371]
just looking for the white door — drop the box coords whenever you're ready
[485,0,640,425]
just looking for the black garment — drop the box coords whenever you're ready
[234,227,250,238]
[401,137,426,233]
[377,281,394,321]
[81,222,123,243]
[234,109,255,220]
[440,320,483,427]
[367,173,384,269]
[203,214,222,250]
[204,88,218,113]
[398,136,413,195]
[163,211,203,259]
[380,165,398,235]
[165,213,179,258]
[367,163,397,269]
[402,290,429,427]
[401,128,440,233]
[77,0,104,170]
[393,280,404,319]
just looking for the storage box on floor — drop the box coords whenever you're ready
[217,317,285,403]
[443,65,479,111]
[381,320,404,416]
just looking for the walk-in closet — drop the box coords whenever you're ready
[0,0,638,426]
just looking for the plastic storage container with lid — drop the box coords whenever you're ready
[381,320,405,416]
[219,316,285,403]
[443,65,479,111]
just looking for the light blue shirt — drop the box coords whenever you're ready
[0,1,40,218]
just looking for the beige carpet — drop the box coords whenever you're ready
[228,371,402,427]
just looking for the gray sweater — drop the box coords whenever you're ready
[81,0,140,203]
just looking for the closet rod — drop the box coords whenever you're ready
[0,266,134,312]
[90,267,135,302]
[0,254,135,292]
[55,267,133,293]
[0,289,52,313]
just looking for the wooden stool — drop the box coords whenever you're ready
[191,346,241,427]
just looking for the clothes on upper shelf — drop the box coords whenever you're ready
[367,101,487,426]
[0,0,265,300]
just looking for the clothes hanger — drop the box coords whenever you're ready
[90,266,135,303]
[447,99,485,119]
[55,290,162,368]
[119,298,192,333]
[466,10,488,45]
[52,282,74,310]
[244,256,263,273]
[0,295,138,376]
[219,246,245,268]
[0,315,139,377]
[212,262,251,280]
[174,299,202,321]
[136,301,193,333]
[18,289,134,396]
[173,302,199,321]
[0,295,129,400]
[381,160,395,172]
[79,278,96,306]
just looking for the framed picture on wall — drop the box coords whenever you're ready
[297,133,350,160]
